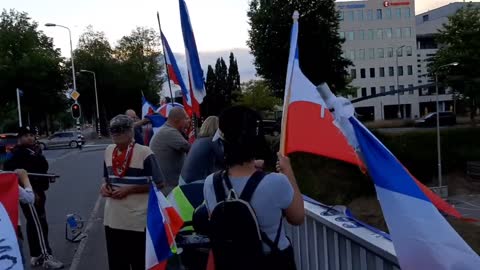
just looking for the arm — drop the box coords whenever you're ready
[277,153,305,225]
[16,169,35,204]
[172,133,191,152]
[134,118,150,128]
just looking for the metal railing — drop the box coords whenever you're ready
[285,199,400,270]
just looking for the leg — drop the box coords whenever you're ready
[33,190,52,254]
[20,201,49,258]
[129,230,146,270]
[105,226,130,270]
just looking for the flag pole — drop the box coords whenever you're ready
[16,88,23,127]
[157,11,175,106]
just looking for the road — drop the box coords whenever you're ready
[21,143,109,270]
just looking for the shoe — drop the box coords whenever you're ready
[30,255,43,267]
[42,255,64,269]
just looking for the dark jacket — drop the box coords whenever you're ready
[4,144,49,191]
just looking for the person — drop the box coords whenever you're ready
[203,106,304,270]
[4,127,64,269]
[15,169,35,267]
[100,115,164,270]
[125,109,150,145]
[149,107,190,195]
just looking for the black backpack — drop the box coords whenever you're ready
[208,170,283,270]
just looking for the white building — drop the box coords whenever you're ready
[337,0,419,121]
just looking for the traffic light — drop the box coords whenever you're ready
[71,103,81,119]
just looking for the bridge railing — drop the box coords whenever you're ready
[285,198,400,270]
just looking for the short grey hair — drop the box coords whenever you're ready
[110,114,134,129]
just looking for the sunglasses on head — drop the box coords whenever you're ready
[109,126,130,134]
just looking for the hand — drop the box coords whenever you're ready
[111,186,131,200]
[100,183,113,198]
[254,160,265,171]
[276,153,293,175]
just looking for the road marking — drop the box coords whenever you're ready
[69,195,103,270]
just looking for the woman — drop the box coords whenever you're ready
[203,106,304,270]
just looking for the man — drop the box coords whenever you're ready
[100,115,164,270]
[4,127,64,269]
[125,109,150,145]
[150,107,191,194]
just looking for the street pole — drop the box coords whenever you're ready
[16,88,22,127]
[435,73,442,188]
[80,70,101,138]
[396,45,405,119]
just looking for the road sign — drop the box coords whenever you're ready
[71,90,80,101]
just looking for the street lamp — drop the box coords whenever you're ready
[435,62,459,190]
[80,70,101,138]
[396,45,406,119]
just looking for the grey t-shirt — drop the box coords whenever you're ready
[149,123,190,187]
[180,137,224,184]
[203,172,294,252]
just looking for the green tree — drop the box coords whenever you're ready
[0,9,67,133]
[238,80,282,111]
[227,52,241,102]
[431,4,480,122]
[247,0,351,96]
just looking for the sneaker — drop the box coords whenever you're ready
[30,255,43,267]
[42,255,64,269]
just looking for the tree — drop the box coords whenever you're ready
[237,80,282,112]
[0,9,67,133]
[227,52,241,102]
[247,0,351,96]
[431,4,480,122]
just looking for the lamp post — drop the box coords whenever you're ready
[396,45,406,119]
[435,62,459,189]
[80,70,101,138]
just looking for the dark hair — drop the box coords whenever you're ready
[219,106,266,167]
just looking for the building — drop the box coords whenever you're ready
[337,0,419,121]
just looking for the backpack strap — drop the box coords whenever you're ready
[239,170,267,202]
[261,216,284,252]
[213,171,226,202]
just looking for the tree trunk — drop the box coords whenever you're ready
[45,113,51,136]
[470,98,477,126]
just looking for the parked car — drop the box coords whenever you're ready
[0,133,18,153]
[414,112,456,127]
[38,132,85,150]
[262,120,281,136]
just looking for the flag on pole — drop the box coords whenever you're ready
[146,184,184,270]
[179,0,205,118]
[0,172,19,229]
[142,96,157,119]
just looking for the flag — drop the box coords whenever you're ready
[0,172,19,229]
[146,184,184,270]
[157,102,184,118]
[349,116,480,269]
[179,0,205,118]
[145,114,167,135]
[0,203,23,270]
[280,11,360,165]
[160,31,192,116]
[142,96,156,119]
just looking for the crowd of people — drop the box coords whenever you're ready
[4,105,305,270]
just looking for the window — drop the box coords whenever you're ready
[406,46,413,56]
[395,28,402,39]
[398,66,404,76]
[361,88,367,97]
[380,67,385,77]
[356,30,365,40]
[376,9,383,20]
[347,31,355,40]
[368,48,375,59]
[390,85,395,95]
[387,47,394,58]
[399,85,405,95]
[376,29,383,40]
[370,68,375,78]
[380,86,386,93]
[351,69,357,79]
[371,87,377,95]
[367,29,374,40]
[423,14,429,22]
[348,50,355,60]
[385,9,392,19]
[367,9,373,20]
[397,47,403,57]
[408,84,414,94]
[404,7,411,18]
[339,11,344,21]
[361,68,366,78]
[385,28,393,39]
[347,11,354,21]
[339,32,345,39]
[395,8,402,19]
[403,27,412,38]
[407,65,413,75]
[356,10,364,21]
[377,48,385,58]
[389,67,395,76]
[357,49,365,60]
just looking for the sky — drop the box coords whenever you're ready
[2,0,479,57]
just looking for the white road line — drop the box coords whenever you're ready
[69,195,103,270]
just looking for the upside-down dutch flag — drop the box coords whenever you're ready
[0,173,19,231]
[146,184,184,270]
[142,96,156,119]
[179,0,205,119]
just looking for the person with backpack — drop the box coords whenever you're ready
[202,106,305,270]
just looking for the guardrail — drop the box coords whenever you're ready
[285,198,400,270]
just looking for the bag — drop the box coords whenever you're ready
[208,170,286,270]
